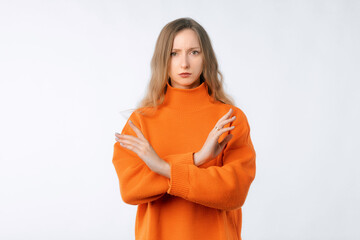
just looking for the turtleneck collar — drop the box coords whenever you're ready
[162,80,213,111]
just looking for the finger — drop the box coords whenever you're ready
[218,115,236,128]
[118,138,140,153]
[217,108,234,123]
[128,120,145,139]
[215,126,235,136]
[118,138,135,147]
[115,132,123,138]
[219,134,233,149]
[118,134,143,145]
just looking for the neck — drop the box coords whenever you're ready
[162,80,213,111]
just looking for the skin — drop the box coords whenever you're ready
[114,29,236,178]
[168,28,204,89]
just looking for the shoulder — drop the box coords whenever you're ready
[127,106,156,126]
[119,107,150,136]
[215,103,253,136]
[218,103,249,123]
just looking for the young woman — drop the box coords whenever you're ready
[112,17,256,240]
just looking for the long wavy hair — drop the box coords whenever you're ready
[121,17,235,117]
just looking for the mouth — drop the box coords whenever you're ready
[179,73,192,78]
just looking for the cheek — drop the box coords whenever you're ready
[168,61,175,75]
[171,58,180,67]
[194,58,203,72]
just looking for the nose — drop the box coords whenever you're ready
[180,54,189,69]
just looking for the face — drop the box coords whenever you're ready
[168,29,204,89]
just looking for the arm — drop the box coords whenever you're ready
[166,109,256,211]
[112,112,169,205]
[112,112,193,205]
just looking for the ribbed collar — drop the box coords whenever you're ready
[162,80,213,111]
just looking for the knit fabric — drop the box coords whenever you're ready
[112,81,256,240]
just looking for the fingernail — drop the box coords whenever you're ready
[115,132,120,135]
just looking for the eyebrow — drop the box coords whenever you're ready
[172,47,201,51]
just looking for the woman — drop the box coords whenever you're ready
[112,17,256,240]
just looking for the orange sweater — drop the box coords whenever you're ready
[112,81,256,240]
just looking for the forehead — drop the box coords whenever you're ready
[172,29,200,49]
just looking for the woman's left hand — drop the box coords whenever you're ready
[115,120,170,178]
[194,108,235,166]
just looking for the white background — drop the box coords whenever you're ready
[1,0,359,239]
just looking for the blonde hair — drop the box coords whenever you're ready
[122,17,235,117]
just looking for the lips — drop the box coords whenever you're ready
[179,73,191,76]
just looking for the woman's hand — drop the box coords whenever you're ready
[194,108,236,166]
[115,120,170,178]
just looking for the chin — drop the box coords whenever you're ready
[176,79,197,85]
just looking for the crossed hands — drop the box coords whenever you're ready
[115,108,236,178]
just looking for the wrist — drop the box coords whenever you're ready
[154,160,170,179]
[193,151,204,166]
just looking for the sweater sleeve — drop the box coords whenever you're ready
[112,111,194,205]
[112,112,168,205]
[166,108,256,211]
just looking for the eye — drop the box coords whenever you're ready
[192,50,200,55]
[170,52,177,56]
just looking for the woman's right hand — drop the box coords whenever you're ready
[194,108,236,166]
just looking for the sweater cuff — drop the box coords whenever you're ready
[167,162,190,198]
[166,151,195,165]
[166,152,194,196]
